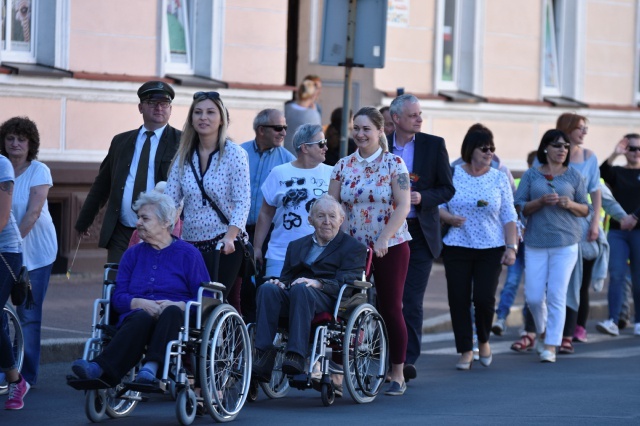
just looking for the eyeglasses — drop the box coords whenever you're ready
[262,125,288,132]
[478,146,495,153]
[549,142,570,150]
[281,177,305,187]
[143,100,171,109]
[576,126,588,133]
[303,139,328,149]
[193,91,222,102]
[627,146,640,152]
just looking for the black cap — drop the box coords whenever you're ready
[137,81,175,101]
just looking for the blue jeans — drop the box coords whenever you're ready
[16,263,53,384]
[0,252,22,372]
[607,230,640,323]
[495,245,525,320]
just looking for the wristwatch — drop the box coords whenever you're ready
[506,244,518,254]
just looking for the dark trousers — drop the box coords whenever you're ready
[254,283,334,357]
[106,222,135,264]
[199,240,244,301]
[238,224,273,323]
[402,220,434,365]
[94,306,183,385]
[564,258,595,336]
[443,245,504,353]
[0,252,22,371]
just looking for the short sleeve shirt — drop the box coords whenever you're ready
[261,162,333,261]
[0,155,21,253]
[331,150,412,248]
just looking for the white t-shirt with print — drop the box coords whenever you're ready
[261,162,333,261]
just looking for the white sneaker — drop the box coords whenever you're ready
[596,319,619,336]
[634,323,640,336]
[540,349,556,363]
[491,318,506,336]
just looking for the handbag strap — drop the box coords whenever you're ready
[188,159,230,225]
[0,253,18,282]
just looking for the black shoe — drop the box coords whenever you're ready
[403,364,417,382]
[618,318,628,330]
[281,352,305,376]
[252,348,276,383]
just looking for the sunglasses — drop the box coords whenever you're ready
[479,146,495,153]
[193,91,221,102]
[303,139,328,149]
[627,146,640,152]
[262,125,288,132]
[549,142,571,150]
[281,177,305,187]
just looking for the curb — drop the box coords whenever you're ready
[42,300,611,365]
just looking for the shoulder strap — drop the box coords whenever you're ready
[0,253,17,282]
[188,159,230,225]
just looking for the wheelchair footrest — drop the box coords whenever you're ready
[122,381,166,394]
[288,373,314,390]
[66,376,113,390]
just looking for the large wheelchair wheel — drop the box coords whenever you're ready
[3,304,24,372]
[342,303,388,404]
[259,331,290,399]
[105,369,139,418]
[199,304,251,423]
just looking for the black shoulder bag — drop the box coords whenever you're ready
[188,161,257,278]
[0,253,34,309]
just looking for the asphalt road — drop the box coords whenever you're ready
[7,324,640,425]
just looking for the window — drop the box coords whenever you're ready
[540,0,584,104]
[162,0,224,80]
[434,0,482,101]
[1,0,36,63]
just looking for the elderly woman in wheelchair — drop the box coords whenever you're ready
[252,195,386,405]
[71,190,209,386]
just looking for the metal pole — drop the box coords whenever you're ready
[339,0,358,159]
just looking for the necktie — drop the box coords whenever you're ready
[132,131,154,210]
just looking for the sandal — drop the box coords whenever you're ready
[558,337,574,354]
[510,335,534,353]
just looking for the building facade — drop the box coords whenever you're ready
[1,0,639,271]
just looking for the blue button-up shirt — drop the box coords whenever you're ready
[241,140,295,225]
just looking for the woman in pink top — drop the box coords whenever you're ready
[329,106,411,396]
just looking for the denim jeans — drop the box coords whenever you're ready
[0,252,22,372]
[495,245,525,320]
[16,263,53,385]
[607,230,640,323]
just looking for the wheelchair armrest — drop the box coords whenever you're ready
[352,280,372,290]
[201,281,226,293]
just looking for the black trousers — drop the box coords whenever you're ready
[199,240,244,301]
[402,220,434,365]
[443,245,504,353]
[106,222,135,264]
[94,305,183,385]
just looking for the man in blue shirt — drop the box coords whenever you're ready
[240,109,295,321]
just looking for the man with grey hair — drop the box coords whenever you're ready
[252,194,367,381]
[253,123,333,280]
[240,109,295,321]
[389,94,455,380]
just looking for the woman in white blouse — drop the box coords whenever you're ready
[166,92,250,299]
[440,124,518,370]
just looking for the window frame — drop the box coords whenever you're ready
[1,0,37,63]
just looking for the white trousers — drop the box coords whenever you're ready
[524,244,579,346]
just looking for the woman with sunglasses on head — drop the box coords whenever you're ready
[515,129,590,363]
[253,124,333,279]
[329,107,411,396]
[596,134,640,337]
[554,112,602,351]
[165,92,250,299]
[439,123,518,371]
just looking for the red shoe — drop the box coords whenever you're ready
[5,375,30,410]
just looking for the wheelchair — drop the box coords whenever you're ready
[2,302,24,372]
[67,252,252,424]
[249,249,388,406]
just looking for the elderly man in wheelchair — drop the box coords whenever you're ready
[252,194,373,401]
[70,190,210,386]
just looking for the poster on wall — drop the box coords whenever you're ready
[387,0,409,27]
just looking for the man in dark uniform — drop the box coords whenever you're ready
[75,81,181,263]
[389,94,455,380]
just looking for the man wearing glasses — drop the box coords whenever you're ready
[75,81,181,263]
[240,109,295,321]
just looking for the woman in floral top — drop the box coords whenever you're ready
[166,92,250,299]
[439,124,518,370]
[329,106,411,396]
